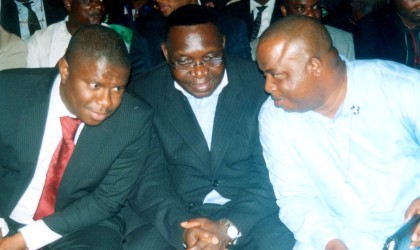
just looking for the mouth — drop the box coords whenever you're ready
[89,110,109,122]
[192,81,211,92]
[271,96,283,107]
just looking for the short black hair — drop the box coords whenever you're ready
[164,4,222,43]
[65,25,130,69]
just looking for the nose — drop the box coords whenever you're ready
[264,75,277,94]
[189,63,209,78]
[96,89,112,109]
[306,8,316,17]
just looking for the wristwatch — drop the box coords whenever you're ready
[219,218,240,245]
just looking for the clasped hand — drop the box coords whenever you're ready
[181,218,230,250]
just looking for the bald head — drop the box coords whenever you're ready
[259,15,333,59]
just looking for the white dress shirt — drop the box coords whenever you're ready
[250,0,276,39]
[15,0,47,42]
[259,59,420,250]
[0,75,84,249]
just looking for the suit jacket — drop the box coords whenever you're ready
[130,9,252,76]
[0,0,67,38]
[354,4,410,65]
[0,67,161,239]
[223,0,283,41]
[127,56,280,247]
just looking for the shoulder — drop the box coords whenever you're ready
[27,20,67,44]
[325,25,352,38]
[127,64,171,100]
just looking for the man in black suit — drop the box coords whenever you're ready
[129,0,252,76]
[354,0,420,69]
[0,25,161,249]
[223,0,283,42]
[0,0,67,41]
[125,5,295,250]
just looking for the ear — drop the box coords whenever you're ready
[58,56,69,84]
[307,57,322,77]
[63,0,71,12]
[280,5,287,17]
[221,35,226,49]
[161,42,171,64]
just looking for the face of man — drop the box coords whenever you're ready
[256,38,327,112]
[281,0,323,20]
[162,23,225,98]
[395,0,420,28]
[65,0,105,30]
[156,0,196,17]
[58,55,130,126]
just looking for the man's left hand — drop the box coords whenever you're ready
[181,218,230,250]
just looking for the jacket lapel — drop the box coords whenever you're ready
[162,75,211,165]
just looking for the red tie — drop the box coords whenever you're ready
[33,116,81,220]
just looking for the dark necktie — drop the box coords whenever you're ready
[33,116,81,220]
[250,5,267,41]
[21,1,41,35]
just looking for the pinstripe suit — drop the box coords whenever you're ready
[0,67,162,247]
[125,56,295,249]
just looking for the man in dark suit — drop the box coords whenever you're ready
[125,5,294,250]
[223,0,283,42]
[0,25,160,249]
[354,0,420,69]
[0,0,67,41]
[129,0,252,76]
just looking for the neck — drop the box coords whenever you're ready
[398,14,420,30]
[317,59,347,119]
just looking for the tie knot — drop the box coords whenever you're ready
[257,5,267,13]
[22,1,33,9]
[60,116,81,141]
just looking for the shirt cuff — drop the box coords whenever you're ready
[0,218,9,236]
[18,220,62,250]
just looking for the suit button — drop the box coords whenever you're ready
[212,180,219,187]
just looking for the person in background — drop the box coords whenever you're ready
[0,25,160,250]
[26,0,105,68]
[280,0,355,60]
[256,15,420,250]
[354,0,420,69]
[124,4,295,250]
[223,0,283,60]
[0,0,66,41]
[0,25,27,70]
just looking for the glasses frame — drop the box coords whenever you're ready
[170,57,224,71]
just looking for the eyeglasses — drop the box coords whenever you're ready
[170,56,223,71]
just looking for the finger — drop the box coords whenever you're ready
[184,226,219,247]
[405,198,420,222]
[411,223,420,248]
[181,221,203,229]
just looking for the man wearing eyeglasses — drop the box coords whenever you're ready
[124,4,294,250]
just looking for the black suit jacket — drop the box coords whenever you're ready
[127,56,280,247]
[0,0,67,38]
[354,4,411,65]
[130,9,252,75]
[223,0,283,41]
[0,68,162,239]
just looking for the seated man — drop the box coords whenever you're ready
[0,25,159,250]
[125,4,295,250]
[256,15,420,250]
[354,0,420,69]
[26,0,106,68]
